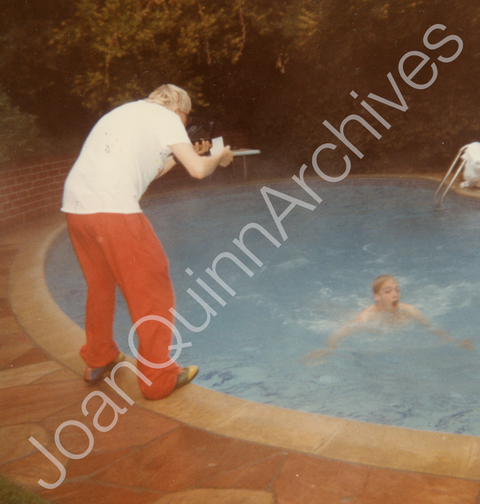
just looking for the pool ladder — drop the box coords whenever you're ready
[434,145,468,204]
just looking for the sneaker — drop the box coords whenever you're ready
[174,365,199,390]
[84,353,125,384]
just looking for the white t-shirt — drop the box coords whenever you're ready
[62,100,191,214]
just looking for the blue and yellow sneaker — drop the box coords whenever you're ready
[174,365,199,390]
[84,353,125,384]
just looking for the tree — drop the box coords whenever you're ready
[250,0,480,169]
[0,87,45,165]
[0,0,82,136]
[51,0,260,116]
[2,0,478,170]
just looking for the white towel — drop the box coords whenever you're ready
[460,142,480,188]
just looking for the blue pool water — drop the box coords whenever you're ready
[46,178,480,435]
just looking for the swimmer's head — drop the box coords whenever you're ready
[372,275,400,312]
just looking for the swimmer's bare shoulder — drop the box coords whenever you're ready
[398,303,428,322]
[399,302,417,311]
[355,304,382,323]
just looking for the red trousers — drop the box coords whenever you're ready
[66,212,181,399]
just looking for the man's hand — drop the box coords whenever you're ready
[193,140,212,155]
[218,146,234,167]
[170,142,233,179]
[193,140,233,166]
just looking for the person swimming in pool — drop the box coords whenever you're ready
[303,274,474,365]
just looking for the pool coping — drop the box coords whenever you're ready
[9,174,480,481]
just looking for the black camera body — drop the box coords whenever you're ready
[186,117,215,143]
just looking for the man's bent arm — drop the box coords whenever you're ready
[169,142,233,179]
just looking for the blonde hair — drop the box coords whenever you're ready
[372,275,396,294]
[146,84,192,114]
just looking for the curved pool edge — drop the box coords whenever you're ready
[9,174,480,481]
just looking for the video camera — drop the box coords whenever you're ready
[186,117,215,144]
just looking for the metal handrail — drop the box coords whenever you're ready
[434,145,468,204]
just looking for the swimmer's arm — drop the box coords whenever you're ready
[408,305,475,351]
[302,323,362,365]
[321,326,354,353]
[407,306,440,331]
[327,306,376,348]
[406,305,449,338]
[429,327,474,351]
[409,306,449,338]
[302,308,372,363]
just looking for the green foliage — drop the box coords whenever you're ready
[1,0,479,171]
[0,0,79,136]
[0,475,50,504]
[250,0,480,169]
[0,88,46,165]
[51,0,260,115]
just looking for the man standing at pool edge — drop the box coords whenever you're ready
[61,84,234,399]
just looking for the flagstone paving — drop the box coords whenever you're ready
[2,207,480,504]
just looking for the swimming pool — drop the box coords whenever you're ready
[46,178,480,436]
